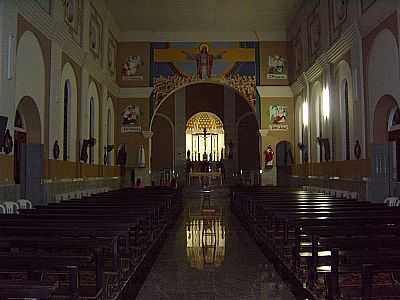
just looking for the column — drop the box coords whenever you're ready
[174,88,186,181]
[0,0,17,145]
[224,86,236,183]
[48,41,63,160]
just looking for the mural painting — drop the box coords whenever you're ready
[121,104,141,133]
[269,105,288,131]
[152,42,257,110]
[267,55,288,80]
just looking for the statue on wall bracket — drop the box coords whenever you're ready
[264,145,274,169]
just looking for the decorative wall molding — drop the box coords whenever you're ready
[290,23,356,94]
[257,86,294,98]
[15,0,120,96]
[119,87,154,99]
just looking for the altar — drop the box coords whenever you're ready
[188,171,223,185]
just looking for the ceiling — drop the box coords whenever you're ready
[106,0,302,39]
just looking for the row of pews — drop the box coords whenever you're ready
[0,186,182,300]
[231,186,400,300]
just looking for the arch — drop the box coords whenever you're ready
[15,31,45,143]
[310,81,322,162]
[276,140,294,167]
[373,95,398,144]
[335,60,355,160]
[151,113,175,170]
[368,29,400,142]
[150,81,255,129]
[85,81,100,164]
[235,111,257,128]
[103,97,115,165]
[58,62,78,161]
[15,97,42,144]
[186,112,225,162]
[237,113,260,171]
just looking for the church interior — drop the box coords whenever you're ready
[1,0,400,299]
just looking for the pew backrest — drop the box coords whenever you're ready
[16,199,32,210]
[2,201,18,214]
[384,197,399,207]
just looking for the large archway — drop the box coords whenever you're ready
[369,95,399,202]
[186,112,225,162]
[150,82,259,183]
[14,97,44,204]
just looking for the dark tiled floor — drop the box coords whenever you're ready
[136,187,296,299]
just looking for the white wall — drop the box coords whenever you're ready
[15,30,45,143]
[367,29,400,143]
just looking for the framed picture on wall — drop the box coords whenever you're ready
[294,33,303,75]
[121,104,142,133]
[333,0,348,28]
[308,4,321,59]
[108,32,117,76]
[267,55,288,80]
[269,105,289,131]
[361,0,376,12]
[89,4,103,61]
[34,0,51,14]
[64,0,82,45]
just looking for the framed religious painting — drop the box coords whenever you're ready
[308,3,321,60]
[361,0,376,13]
[269,105,289,131]
[267,55,288,80]
[107,32,117,76]
[333,0,348,29]
[89,4,103,61]
[34,0,51,14]
[293,32,303,75]
[121,104,142,133]
[63,0,82,45]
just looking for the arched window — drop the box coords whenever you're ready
[63,81,71,161]
[89,97,95,164]
[344,81,350,160]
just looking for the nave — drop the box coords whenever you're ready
[137,187,296,300]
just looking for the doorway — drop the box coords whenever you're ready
[276,141,294,186]
[14,97,44,205]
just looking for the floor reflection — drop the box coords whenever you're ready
[136,187,296,300]
[186,207,225,271]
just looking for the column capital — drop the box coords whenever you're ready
[142,130,153,139]
[259,129,269,137]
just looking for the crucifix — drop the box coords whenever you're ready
[202,128,208,161]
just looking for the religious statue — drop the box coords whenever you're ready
[122,105,140,126]
[116,144,127,166]
[264,145,274,169]
[3,129,13,154]
[187,149,191,161]
[226,140,233,160]
[354,140,361,160]
[53,140,60,160]
[182,44,226,80]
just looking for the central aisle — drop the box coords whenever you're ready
[136,187,296,300]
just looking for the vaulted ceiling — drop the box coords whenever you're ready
[106,0,303,40]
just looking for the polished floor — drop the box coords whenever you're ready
[136,187,296,300]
